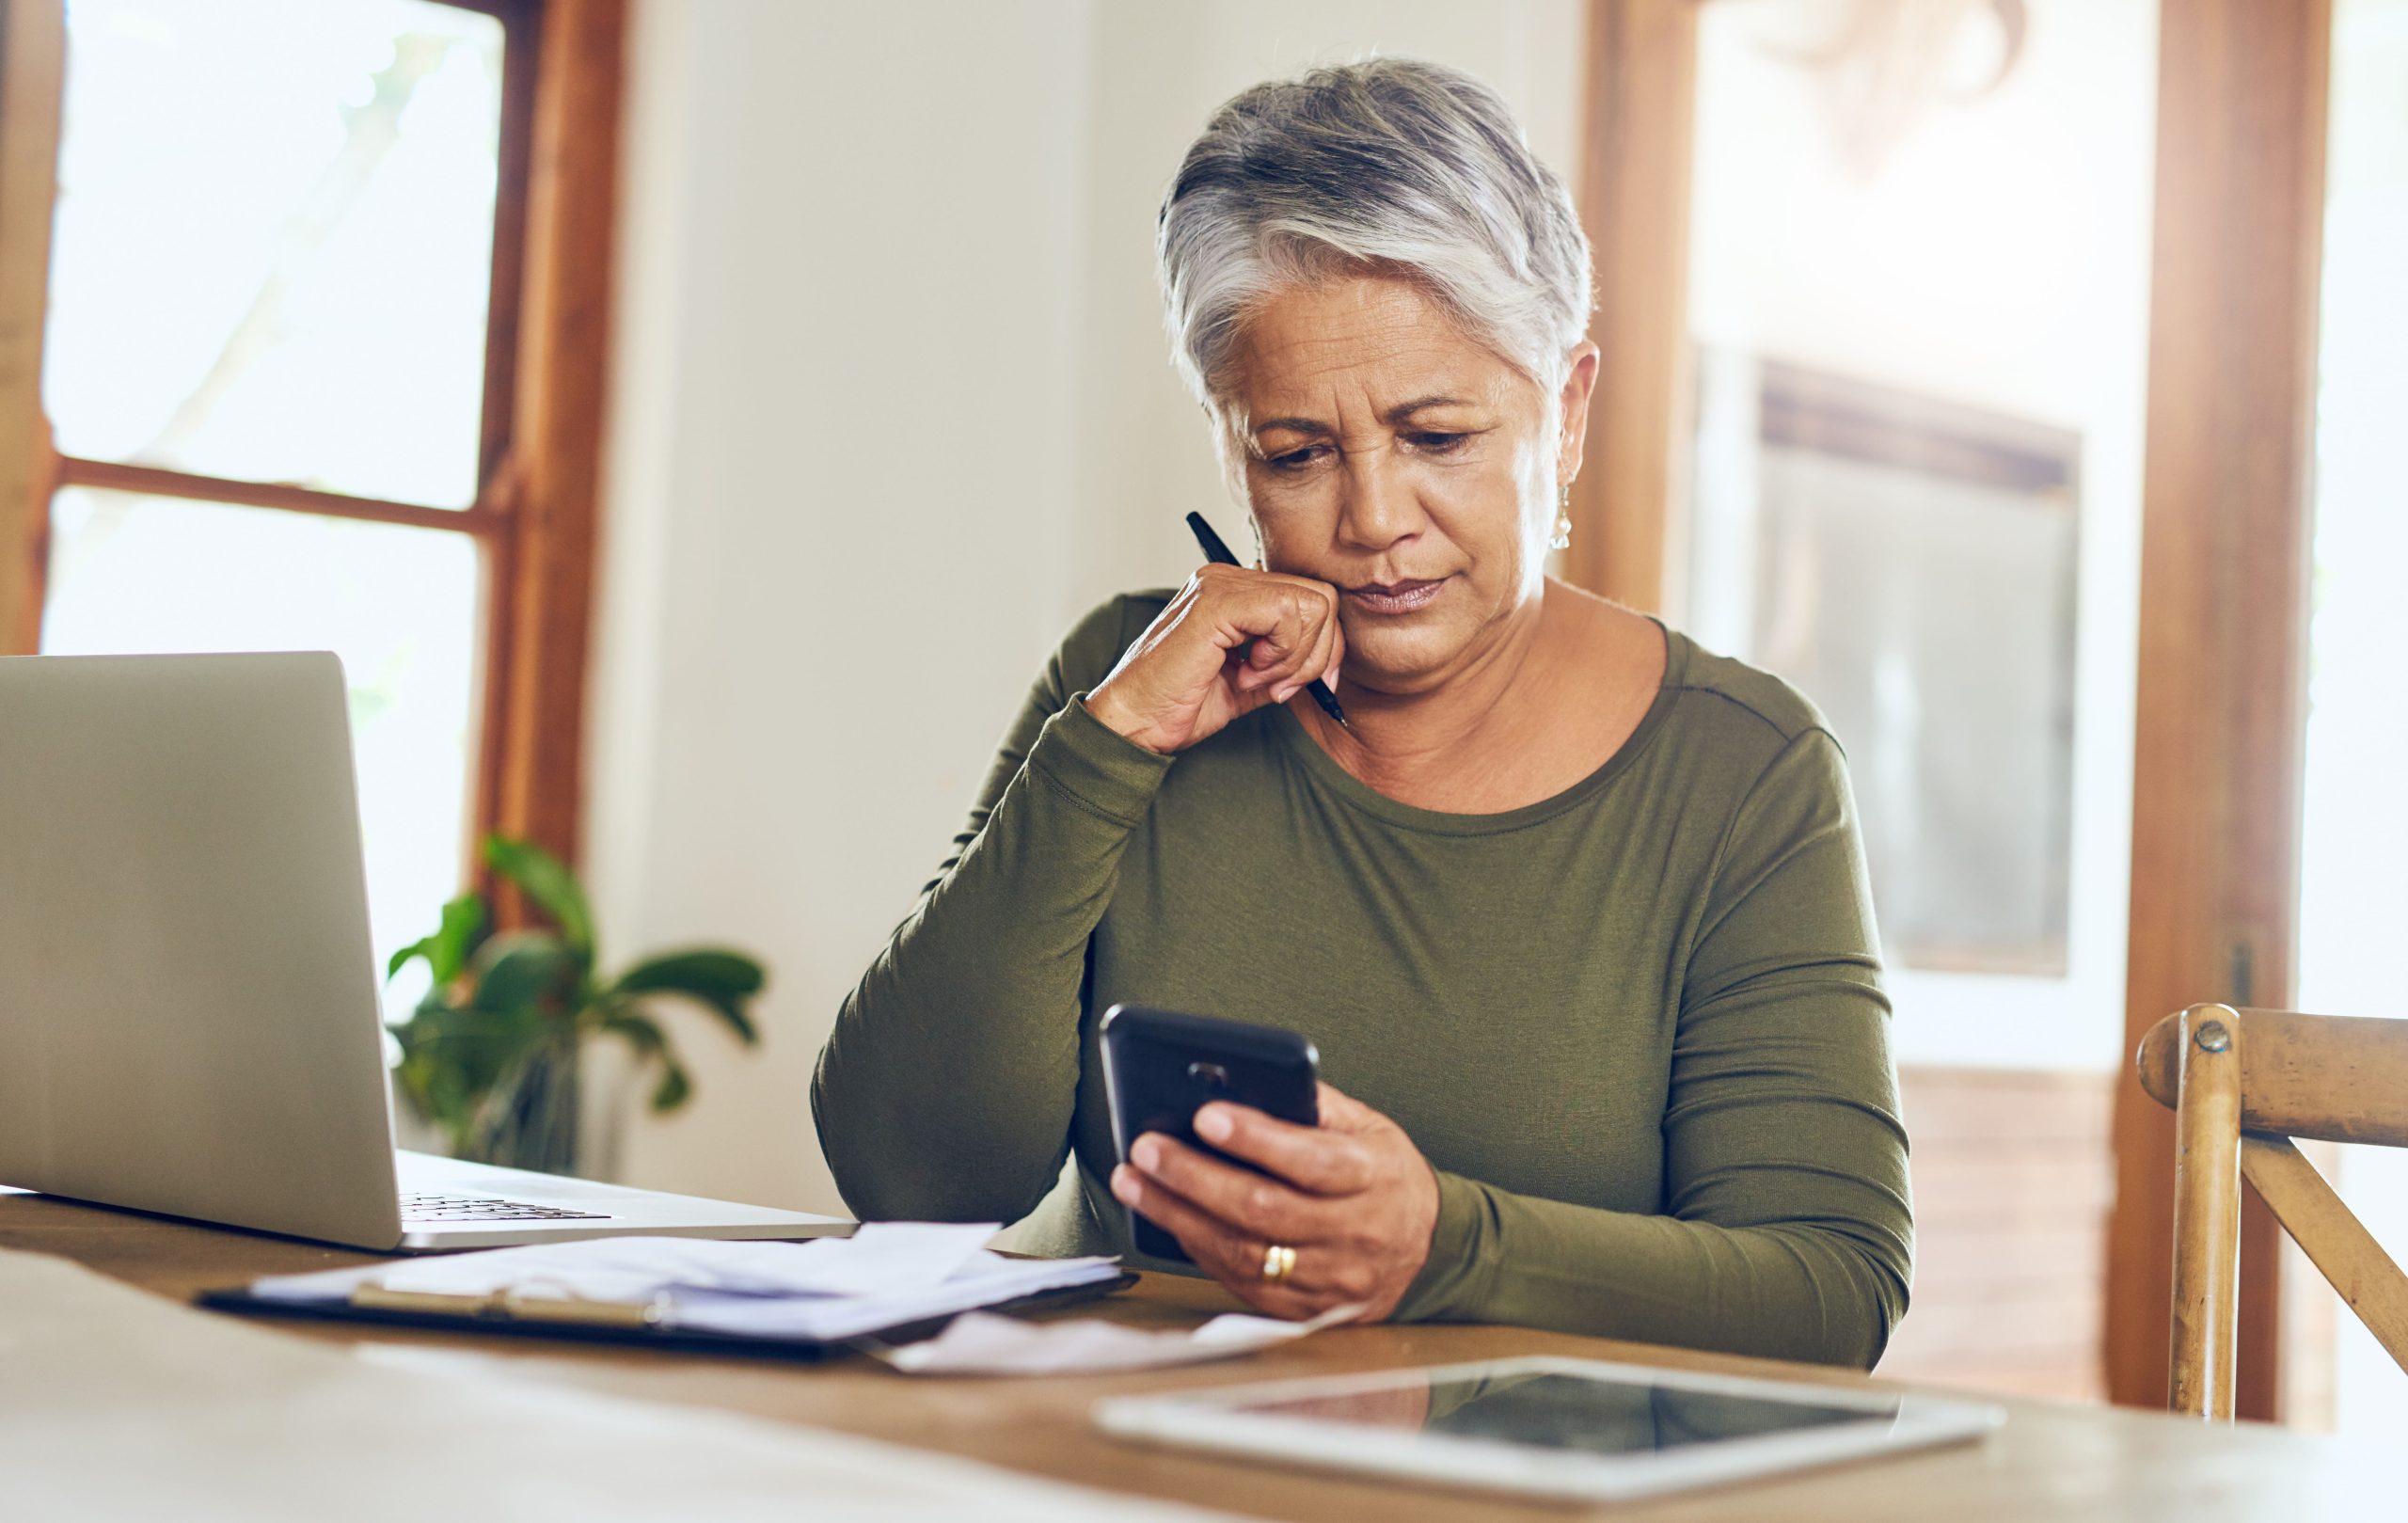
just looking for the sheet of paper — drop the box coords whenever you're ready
[249,1221,1007,1305]
[246,1223,1125,1344]
[3,1246,1243,1523]
[668,1255,1123,1342]
[875,1302,1364,1376]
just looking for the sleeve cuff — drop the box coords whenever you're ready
[1022,693,1177,825]
[1392,1168,1489,1324]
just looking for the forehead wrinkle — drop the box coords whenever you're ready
[1247,327,1452,392]
[1240,341,1494,438]
[1232,281,1469,394]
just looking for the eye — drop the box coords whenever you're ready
[1405,431,1468,454]
[1265,444,1328,471]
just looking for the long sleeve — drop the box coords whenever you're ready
[1390,729,1913,1369]
[811,598,1172,1222]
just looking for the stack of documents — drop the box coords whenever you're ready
[247,1222,1120,1344]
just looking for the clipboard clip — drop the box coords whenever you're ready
[349,1284,670,1330]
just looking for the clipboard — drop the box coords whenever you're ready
[195,1270,1139,1363]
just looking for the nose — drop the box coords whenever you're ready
[1334,449,1424,555]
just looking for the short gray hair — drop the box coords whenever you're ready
[1157,57,1592,409]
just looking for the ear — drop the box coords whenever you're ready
[1554,341,1602,487]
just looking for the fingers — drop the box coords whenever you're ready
[1087,563,1345,754]
[1194,1101,1374,1194]
[1272,605,1344,706]
[1126,1134,1324,1243]
[1110,1163,1251,1278]
[1308,1080,1382,1132]
[1117,1082,1435,1325]
[1195,566,1339,696]
[1108,1162,1340,1317]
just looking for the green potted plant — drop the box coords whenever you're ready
[387,835,765,1175]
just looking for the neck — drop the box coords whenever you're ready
[1300,582,1561,790]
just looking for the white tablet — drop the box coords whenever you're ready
[1093,1356,2004,1504]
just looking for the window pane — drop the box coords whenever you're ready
[2297,0,2408,1449]
[40,488,483,1001]
[44,0,505,508]
[1684,0,2156,1003]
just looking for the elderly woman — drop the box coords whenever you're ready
[812,58,1909,1368]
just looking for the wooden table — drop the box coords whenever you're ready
[1,1190,2380,1521]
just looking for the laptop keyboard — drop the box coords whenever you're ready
[400,1191,610,1224]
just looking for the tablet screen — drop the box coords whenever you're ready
[1228,1369,1899,1458]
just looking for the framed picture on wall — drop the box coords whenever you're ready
[1685,356,2080,976]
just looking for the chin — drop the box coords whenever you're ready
[1339,620,1474,694]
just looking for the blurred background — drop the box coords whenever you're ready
[1,0,2400,1436]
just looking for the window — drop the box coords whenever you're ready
[0,0,616,986]
[2295,0,2408,1442]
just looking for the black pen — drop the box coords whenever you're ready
[1185,511,1350,730]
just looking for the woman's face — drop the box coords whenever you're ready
[1217,276,1595,695]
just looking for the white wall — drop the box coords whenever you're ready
[584,0,1582,1213]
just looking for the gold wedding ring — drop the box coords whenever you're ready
[1259,1243,1297,1284]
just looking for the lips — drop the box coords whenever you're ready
[1342,578,1446,615]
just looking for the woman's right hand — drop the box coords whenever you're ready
[1084,564,1343,754]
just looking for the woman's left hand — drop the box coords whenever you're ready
[1110,1081,1440,1321]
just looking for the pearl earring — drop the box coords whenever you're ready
[1549,484,1573,552]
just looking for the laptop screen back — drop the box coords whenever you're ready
[0,652,403,1248]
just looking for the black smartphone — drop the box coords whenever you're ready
[1099,1003,1320,1263]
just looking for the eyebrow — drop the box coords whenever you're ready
[1249,395,1475,437]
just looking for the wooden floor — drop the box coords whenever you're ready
[1876,1066,2115,1402]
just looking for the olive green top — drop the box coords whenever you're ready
[813,592,1912,1368]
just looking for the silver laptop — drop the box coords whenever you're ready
[0,651,845,1252]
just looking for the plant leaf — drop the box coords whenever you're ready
[598,1007,668,1056]
[597,1005,694,1115]
[387,938,429,983]
[649,1057,692,1114]
[483,835,594,958]
[387,891,488,984]
[469,930,578,1017]
[610,949,765,1045]
[389,994,548,1152]
[613,949,763,999]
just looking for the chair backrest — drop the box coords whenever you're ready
[2136,1004,2408,1419]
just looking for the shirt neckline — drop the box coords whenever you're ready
[1267,617,1690,837]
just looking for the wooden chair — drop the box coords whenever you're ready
[2136,1003,2408,1418]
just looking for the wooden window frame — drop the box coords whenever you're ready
[1566,0,1697,615]
[2102,0,2333,1420]
[0,0,623,884]
[0,0,63,658]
